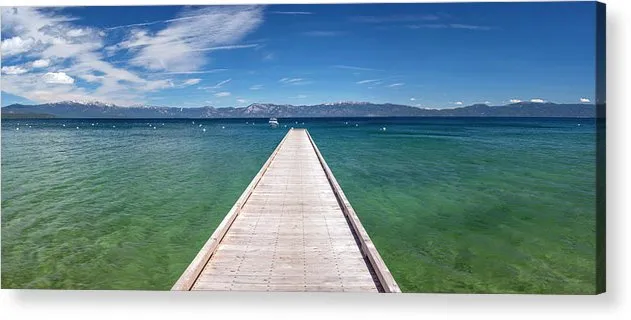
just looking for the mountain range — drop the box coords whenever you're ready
[1,101,596,119]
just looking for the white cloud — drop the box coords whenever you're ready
[249,84,263,90]
[290,95,308,99]
[213,78,231,88]
[162,69,227,75]
[237,98,247,103]
[279,77,303,83]
[214,91,231,97]
[410,98,416,101]
[182,78,201,86]
[191,44,259,52]
[509,99,522,103]
[42,72,75,84]
[279,77,310,85]
[333,65,382,71]
[580,98,591,103]
[449,24,493,31]
[0,7,192,105]
[0,36,35,56]
[31,59,50,68]
[262,52,275,61]
[66,28,86,37]
[455,101,463,105]
[105,13,219,31]
[356,79,380,84]
[530,98,545,103]
[387,83,404,87]
[1,66,28,75]
[115,6,264,72]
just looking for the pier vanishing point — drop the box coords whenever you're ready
[172,128,400,293]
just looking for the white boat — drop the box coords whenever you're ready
[269,117,279,127]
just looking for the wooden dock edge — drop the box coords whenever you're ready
[305,130,402,293]
[171,128,294,291]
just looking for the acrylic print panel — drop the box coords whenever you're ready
[0,2,605,294]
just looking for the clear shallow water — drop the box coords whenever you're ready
[1,118,596,293]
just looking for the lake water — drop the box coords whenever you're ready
[1,117,597,293]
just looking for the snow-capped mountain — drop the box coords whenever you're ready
[1,100,596,118]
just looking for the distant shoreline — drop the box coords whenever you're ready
[1,115,600,120]
[1,101,600,119]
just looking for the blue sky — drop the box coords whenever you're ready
[1,3,597,108]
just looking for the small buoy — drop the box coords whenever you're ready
[76,127,79,129]
[222,126,225,129]
[16,127,19,131]
[381,127,386,131]
[192,121,195,124]
[246,121,249,124]
[162,123,164,126]
[29,126,32,128]
[578,124,582,126]
[301,122,305,125]
[202,128,206,132]
[112,125,116,128]
[198,124,202,127]
[153,126,156,129]
[345,122,348,125]
[91,123,95,126]
[62,124,66,127]
[355,124,358,127]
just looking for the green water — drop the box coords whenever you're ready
[1,118,596,293]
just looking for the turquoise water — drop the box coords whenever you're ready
[1,118,596,293]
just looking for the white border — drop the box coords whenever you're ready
[1,0,629,319]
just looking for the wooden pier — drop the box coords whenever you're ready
[172,128,400,293]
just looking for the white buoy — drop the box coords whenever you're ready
[381,127,386,131]
[222,126,225,129]
[16,127,19,131]
[192,121,195,124]
[355,124,358,127]
[153,126,156,129]
[29,126,32,128]
[62,124,66,127]
[76,127,79,129]
[91,123,95,126]
[112,125,116,128]
[202,128,206,132]
[199,124,202,127]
